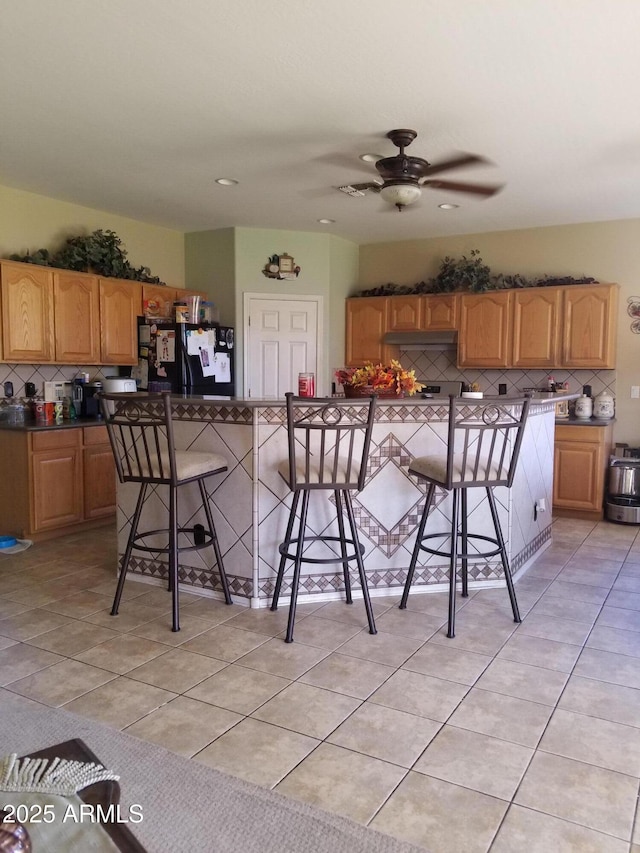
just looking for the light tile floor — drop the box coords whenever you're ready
[1,518,640,852]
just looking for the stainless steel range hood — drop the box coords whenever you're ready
[383,330,458,350]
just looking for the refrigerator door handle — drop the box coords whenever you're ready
[181,337,194,393]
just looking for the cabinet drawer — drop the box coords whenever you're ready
[31,429,81,452]
[83,425,110,446]
[555,425,607,444]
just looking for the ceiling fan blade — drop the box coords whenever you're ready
[423,179,503,197]
[422,153,490,177]
[352,182,382,193]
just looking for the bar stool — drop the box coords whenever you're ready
[400,395,531,638]
[99,391,232,632]
[271,392,378,643]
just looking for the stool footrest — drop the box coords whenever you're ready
[278,535,365,566]
[132,527,216,556]
[416,531,502,561]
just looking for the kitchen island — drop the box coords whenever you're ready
[114,394,563,606]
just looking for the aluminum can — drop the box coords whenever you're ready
[298,372,315,397]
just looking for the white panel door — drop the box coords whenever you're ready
[245,296,320,399]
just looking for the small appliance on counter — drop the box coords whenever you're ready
[72,379,103,418]
[606,457,640,524]
[419,380,463,399]
[103,378,137,393]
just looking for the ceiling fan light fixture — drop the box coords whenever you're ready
[359,153,383,163]
[317,218,335,224]
[438,203,459,210]
[215,178,239,186]
[379,181,422,210]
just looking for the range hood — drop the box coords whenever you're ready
[383,330,458,349]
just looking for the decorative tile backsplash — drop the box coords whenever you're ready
[398,349,616,398]
[0,363,119,400]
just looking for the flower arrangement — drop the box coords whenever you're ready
[335,361,424,397]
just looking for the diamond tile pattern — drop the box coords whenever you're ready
[112,400,555,604]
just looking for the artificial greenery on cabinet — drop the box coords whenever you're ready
[357,249,597,296]
[7,229,164,284]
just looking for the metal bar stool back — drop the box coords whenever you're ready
[271,392,378,642]
[99,391,232,632]
[400,395,531,637]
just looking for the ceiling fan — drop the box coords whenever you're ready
[342,129,502,211]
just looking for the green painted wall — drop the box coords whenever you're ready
[184,228,236,325]
[185,227,359,394]
[0,184,185,287]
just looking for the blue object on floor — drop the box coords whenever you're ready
[0,536,18,549]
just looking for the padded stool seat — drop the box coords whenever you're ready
[400,395,531,638]
[99,391,232,632]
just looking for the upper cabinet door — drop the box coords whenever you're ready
[423,294,458,330]
[142,284,178,320]
[511,288,561,369]
[345,297,389,366]
[0,261,54,362]
[99,278,141,364]
[458,291,512,367]
[54,272,101,364]
[388,296,422,331]
[562,284,618,368]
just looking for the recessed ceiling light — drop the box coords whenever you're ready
[317,218,335,224]
[215,178,239,186]
[438,203,460,210]
[359,153,383,163]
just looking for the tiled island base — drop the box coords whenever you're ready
[115,397,556,606]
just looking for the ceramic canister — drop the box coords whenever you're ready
[574,393,593,419]
[593,390,615,419]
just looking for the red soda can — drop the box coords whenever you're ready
[298,372,315,397]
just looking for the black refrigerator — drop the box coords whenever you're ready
[135,319,235,396]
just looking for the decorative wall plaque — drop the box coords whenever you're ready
[262,253,301,280]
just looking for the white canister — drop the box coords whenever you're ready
[593,390,615,420]
[574,393,593,419]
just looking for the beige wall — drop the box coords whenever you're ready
[0,184,185,287]
[360,219,640,444]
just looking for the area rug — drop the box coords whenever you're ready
[0,690,428,853]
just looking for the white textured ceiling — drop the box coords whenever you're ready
[2,0,640,245]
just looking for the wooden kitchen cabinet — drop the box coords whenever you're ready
[99,278,141,365]
[0,261,55,362]
[553,423,613,520]
[83,426,116,519]
[0,425,116,540]
[458,291,512,367]
[423,294,458,330]
[345,297,394,365]
[54,271,101,363]
[511,288,561,368]
[561,283,618,368]
[388,295,423,331]
[32,430,83,531]
[387,294,458,332]
[142,284,178,319]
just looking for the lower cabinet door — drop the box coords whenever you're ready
[83,445,117,519]
[32,448,83,531]
[553,441,601,511]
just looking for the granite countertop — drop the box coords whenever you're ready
[0,417,106,432]
[170,392,571,407]
[556,417,616,426]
